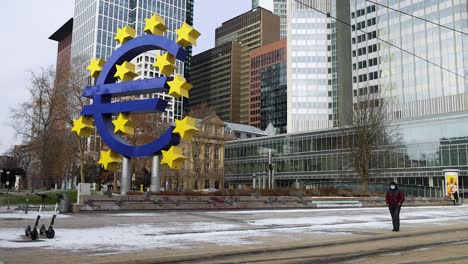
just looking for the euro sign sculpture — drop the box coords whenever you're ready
[72,14,200,172]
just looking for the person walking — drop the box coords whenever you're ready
[451,184,459,206]
[385,182,405,232]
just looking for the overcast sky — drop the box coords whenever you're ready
[0,0,250,154]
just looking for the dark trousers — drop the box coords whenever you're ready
[389,206,401,231]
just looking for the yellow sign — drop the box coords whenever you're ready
[444,171,459,196]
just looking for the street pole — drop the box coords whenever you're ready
[6,181,10,210]
[262,172,266,189]
[150,155,161,194]
[25,193,29,214]
[252,173,256,189]
[6,171,10,210]
[257,173,261,189]
[121,157,131,195]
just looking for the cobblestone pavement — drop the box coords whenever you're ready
[0,205,467,263]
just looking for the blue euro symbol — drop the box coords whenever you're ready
[81,35,187,157]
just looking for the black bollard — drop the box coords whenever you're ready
[25,193,29,214]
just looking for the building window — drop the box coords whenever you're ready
[215,145,220,160]
[205,144,210,158]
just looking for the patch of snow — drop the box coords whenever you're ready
[0,212,70,219]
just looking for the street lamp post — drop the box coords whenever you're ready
[252,173,256,189]
[6,171,10,210]
[262,171,266,189]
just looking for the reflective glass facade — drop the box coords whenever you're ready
[249,39,287,132]
[225,113,468,190]
[287,0,352,133]
[350,0,468,120]
[260,62,287,133]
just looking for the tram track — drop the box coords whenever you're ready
[155,226,468,264]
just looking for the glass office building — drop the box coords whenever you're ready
[350,0,468,120]
[227,0,468,194]
[287,0,353,133]
[225,112,468,194]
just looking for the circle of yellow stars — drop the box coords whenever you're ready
[72,13,201,170]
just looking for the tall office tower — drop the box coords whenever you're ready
[49,18,74,82]
[71,0,194,123]
[215,7,280,124]
[350,0,468,120]
[190,42,242,123]
[249,38,287,133]
[252,0,288,38]
[287,0,352,133]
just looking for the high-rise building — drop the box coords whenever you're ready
[350,0,468,121]
[71,0,194,122]
[215,7,280,124]
[190,42,242,123]
[249,38,287,133]
[252,0,288,39]
[49,18,74,82]
[287,0,352,133]
[224,0,468,191]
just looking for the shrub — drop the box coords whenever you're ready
[318,187,339,196]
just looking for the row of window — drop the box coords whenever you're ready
[352,30,377,44]
[352,5,376,19]
[354,71,380,83]
[353,17,377,32]
[353,44,379,57]
[353,85,379,96]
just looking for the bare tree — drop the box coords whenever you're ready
[186,101,217,119]
[10,66,71,189]
[347,93,400,193]
[60,56,94,185]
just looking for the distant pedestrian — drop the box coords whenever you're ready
[385,182,405,232]
[451,184,459,206]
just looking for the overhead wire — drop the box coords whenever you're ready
[292,0,468,82]
[365,0,468,36]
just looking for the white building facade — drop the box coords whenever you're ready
[287,0,352,133]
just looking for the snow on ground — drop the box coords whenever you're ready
[0,223,272,253]
[0,212,70,219]
[1,205,467,253]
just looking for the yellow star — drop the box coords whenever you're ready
[167,75,192,98]
[114,61,138,82]
[71,116,95,137]
[175,23,201,47]
[114,25,136,44]
[144,14,168,35]
[112,113,137,135]
[98,149,122,171]
[161,146,187,169]
[154,52,178,76]
[86,58,106,78]
[173,116,199,141]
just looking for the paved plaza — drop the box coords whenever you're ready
[1,205,468,263]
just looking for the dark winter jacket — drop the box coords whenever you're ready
[385,186,405,207]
